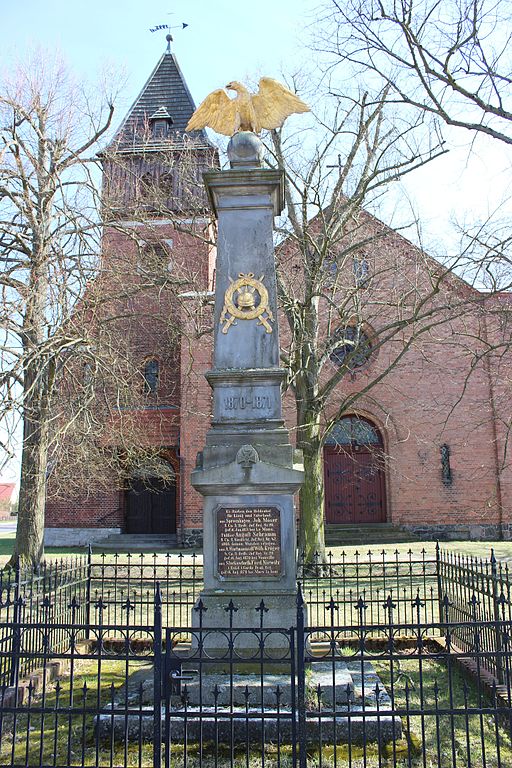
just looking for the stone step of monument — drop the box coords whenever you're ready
[96,706,402,745]
[325,524,419,548]
[99,656,400,745]
[92,534,178,552]
[178,663,357,708]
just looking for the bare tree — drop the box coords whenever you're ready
[44,220,214,505]
[0,55,121,566]
[266,85,511,562]
[319,0,512,146]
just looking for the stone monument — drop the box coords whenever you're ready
[98,125,401,753]
[190,132,304,648]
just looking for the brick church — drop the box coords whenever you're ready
[44,46,512,547]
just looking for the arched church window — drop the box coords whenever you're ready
[143,358,159,394]
[325,415,383,447]
[137,242,173,279]
[329,326,372,370]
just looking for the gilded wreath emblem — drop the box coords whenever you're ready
[220,272,273,334]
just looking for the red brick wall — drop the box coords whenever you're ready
[45,181,512,540]
[45,219,211,532]
[276,210,510,536]
[46,487,124,529]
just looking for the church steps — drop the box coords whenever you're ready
[93,533,178,552]
[325,523,420,548]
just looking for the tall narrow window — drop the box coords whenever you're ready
[160,173,174,196]
[440,443,453,486]
[138,172,154,200]
[353,255,370,288]
[143,358,159,394]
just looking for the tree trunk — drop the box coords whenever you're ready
[10,367,50,569]
[298,422,326,565]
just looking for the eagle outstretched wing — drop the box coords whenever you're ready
[252,78,310,132]
[186,89,237,136]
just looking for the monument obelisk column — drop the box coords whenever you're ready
[191,133,303,634]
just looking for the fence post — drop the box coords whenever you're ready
[9,559,21,688]
[435,542,445,625]
[153,582,163,768]
[490,550,505,684]
[296,582,307,768]
[85,544,92,640]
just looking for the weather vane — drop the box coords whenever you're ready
[150,18,189,52]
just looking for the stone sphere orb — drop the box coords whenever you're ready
[227,132,264,167]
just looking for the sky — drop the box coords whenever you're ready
[0,0,511,481]
[0,0,315,110]
[1,0,510,242]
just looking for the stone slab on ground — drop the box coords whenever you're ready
[96,707,402,745]
[99,657,402,745]
[179,663,355,707]
[135,661,357,708]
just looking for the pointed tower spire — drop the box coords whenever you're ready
[102,48,217,216]
[110,48,210,151]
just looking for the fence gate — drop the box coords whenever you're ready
[160,610,300,768]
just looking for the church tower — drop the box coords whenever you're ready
[44,42,217,548]
[102,38,216,216]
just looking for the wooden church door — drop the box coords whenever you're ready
[324,416,386,524]
[126,476,176,534]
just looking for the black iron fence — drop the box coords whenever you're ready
[1,582,511,767]
[438,548,512,684]
[1,545,512,767]
[0,556,89,687]
[299,547,439,629]
[1,546,511,686]
[87,546,441,631]
[89,551,202,630]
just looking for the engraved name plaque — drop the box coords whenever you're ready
[216,506,281,578]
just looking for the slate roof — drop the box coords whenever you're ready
[111,51,210,151]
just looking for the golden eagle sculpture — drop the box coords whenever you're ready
[186,78,310,136]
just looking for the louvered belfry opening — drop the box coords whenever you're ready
[101,49,217,216]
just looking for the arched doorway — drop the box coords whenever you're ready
[126,459,177,535]
[324,416,387,524]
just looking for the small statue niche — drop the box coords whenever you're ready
[440,443,453,487]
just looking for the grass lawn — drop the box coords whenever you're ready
[0,529,15,561]
[2,652,510,768]
[0,520,511,567]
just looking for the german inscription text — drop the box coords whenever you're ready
[217,506,281,578]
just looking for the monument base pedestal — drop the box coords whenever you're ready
[188,591,299,672]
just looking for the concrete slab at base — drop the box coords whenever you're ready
[97,709,402,745]
[180,663,356,707]
[44,527,121,547]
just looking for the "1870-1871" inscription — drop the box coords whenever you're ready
[223,394,271,411]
